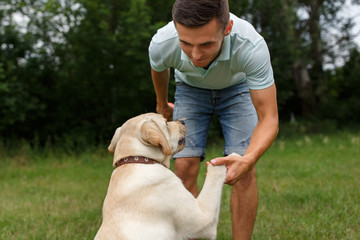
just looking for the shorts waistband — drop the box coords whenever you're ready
[176,81,247,91]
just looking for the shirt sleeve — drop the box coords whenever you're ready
[148,37,168,72]
[242,39,274,90]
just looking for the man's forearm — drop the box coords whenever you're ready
[151,68,170,107]
[245,84,279,165]
[151,68,173,120]
[244,115,279,165]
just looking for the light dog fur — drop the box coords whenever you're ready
[95,113,227,240]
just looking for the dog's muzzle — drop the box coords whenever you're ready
[176,119,186,146]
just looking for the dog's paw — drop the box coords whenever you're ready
[229,152,241,157]
[206,162,227,179]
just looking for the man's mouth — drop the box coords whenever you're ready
[193,58,206,62]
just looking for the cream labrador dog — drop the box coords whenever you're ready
[95,113,227,240]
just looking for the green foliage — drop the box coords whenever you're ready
[0,0,360,144]
[0,0,163,143]
[0,18,46,134]
[319,48,360,122]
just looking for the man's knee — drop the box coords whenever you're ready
[233,167,257,192]
[174,157,201,179]
[174,157,201,196]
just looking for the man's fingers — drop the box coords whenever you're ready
[210,156,231,166]
[210,158,222,166]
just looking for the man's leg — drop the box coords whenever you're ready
[172,83,213,197]
[174,157,201,197]
[214,82,258,239]
[231,167,258,240]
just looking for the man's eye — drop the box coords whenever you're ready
[180,41,191,46]
[201,42,213,47]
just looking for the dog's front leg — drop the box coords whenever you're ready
[193,163,227,239]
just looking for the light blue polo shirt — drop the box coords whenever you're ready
[149,13,274,90]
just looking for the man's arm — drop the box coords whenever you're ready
[211,83,279,185]
[151,68,173,121]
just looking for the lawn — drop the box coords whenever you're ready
[0,129,359,239]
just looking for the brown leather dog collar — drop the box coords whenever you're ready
[114,156,166,168]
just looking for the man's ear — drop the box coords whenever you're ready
[224,19,233,36]
[140,120,171,155]
[108,127,122,154]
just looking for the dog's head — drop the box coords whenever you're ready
[108,113,186,168]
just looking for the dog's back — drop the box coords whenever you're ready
[95,164,190,240]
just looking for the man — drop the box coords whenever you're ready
[148,0,278,239]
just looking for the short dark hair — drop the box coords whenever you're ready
[172,0,230,30]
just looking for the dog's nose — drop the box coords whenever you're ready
[178,120,185,125]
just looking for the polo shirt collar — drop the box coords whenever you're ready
[217,35,231,61]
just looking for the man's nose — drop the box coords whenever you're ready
[192,47,202,59]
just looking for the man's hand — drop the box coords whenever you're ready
[210,154,255,186]
[156,102,174,121]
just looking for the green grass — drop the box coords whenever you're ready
[0,130,359,239]
[251,131,360,240]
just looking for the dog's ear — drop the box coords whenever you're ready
[140,120,171,155]
[108,127,122,154]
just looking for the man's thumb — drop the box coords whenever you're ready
[210,157,226,166]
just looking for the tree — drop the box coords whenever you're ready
[230,0,359,118]
[0,3,47,135]
[1,0,359,144]
[292,0,359,116]
[0,0,156,143]
[320,47,360,122]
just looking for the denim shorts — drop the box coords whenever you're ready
[173,82,258,160]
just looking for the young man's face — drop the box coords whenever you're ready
[176,18,233,68]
